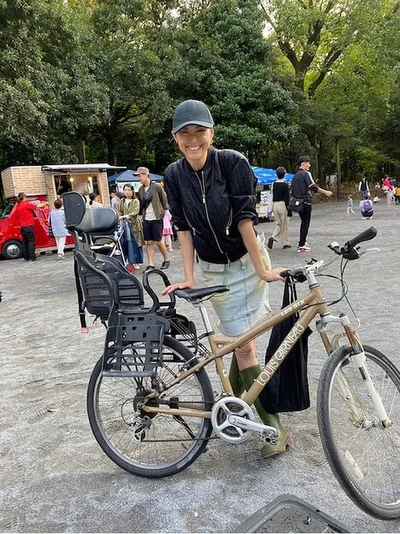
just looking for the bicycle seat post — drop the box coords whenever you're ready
[193,301,214,335]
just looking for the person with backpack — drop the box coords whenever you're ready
[162,99,289,459]
[359,194,374,219]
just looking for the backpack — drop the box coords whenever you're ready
[362,199,373,211]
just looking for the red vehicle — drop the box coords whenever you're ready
[0,194,74,259]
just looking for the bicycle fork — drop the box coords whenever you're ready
[318,313,392,428]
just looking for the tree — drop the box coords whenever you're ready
[261,0,400,178]
[167,0,295,164]
[0,0,106,165]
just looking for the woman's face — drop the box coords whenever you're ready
[173,125,214,170]
[123,186,133,198]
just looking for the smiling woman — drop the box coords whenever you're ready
[163,99,290,460]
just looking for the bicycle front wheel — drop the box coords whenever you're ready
[317,344,400,519]
[87,336,214,478]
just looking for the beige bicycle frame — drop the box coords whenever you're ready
[143,283,356,419]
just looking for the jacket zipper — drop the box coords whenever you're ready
[195,171,230,263]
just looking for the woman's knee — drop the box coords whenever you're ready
[235,341,256,362]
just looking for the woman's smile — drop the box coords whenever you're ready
[174,125,214,170]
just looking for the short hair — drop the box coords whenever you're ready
[17,192,26,202]
[54,199,63,208]
[297,155,311,166]
[276,166,286,180]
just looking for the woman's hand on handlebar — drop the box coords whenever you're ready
[161,280,194,295]
[258,266,287,283]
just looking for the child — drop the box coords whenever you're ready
[162,208,174,252]
[347,194,356,216]
[360,194,374,219]
[395,185,400,205]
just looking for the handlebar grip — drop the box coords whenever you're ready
[346,226,377,249]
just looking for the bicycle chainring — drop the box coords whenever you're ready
[211,397,254,444]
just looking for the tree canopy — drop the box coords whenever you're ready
[0,0,399,188]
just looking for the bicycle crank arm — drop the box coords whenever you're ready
[228,415,279,441]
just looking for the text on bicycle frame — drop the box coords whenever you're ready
[257,322,305,385]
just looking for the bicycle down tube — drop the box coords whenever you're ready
[143,283,328,417]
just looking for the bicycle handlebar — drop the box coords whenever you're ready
[280,226,377,282]
[345,226,377,250]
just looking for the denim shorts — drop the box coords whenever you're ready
[198,232,272,336]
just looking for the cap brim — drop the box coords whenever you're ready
[172,120,214,134]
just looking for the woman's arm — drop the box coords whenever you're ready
[238,219,285,282]
[162,230,195,293]
[128,198,140,217]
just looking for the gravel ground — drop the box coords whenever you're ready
[0,199,399,533]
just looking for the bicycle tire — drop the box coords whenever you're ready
[87,336,214,478]
[317,344,400,519]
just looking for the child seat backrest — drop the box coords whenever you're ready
[63,191,118,234]
[74,249,115,319]
[95,255,145,309]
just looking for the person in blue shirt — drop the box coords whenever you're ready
[49,199,70,259]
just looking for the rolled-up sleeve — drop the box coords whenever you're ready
[228,158,257,226]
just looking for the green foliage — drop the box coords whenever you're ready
[0,0,400,182]
[168,0,294,160]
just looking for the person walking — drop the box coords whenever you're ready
[162,99,289,459]
[347,194,356,216]
[382,175,394,206]
[358,177,370,199]
[291,156,333,253]
[11,192,46,261]
[162,207,174,252]
[116,183,144,269]
[49,199,69,259]
[267,167,291,250]
[136,167,170,270]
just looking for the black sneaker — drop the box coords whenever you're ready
[161,260,170,270]
[144,265,155,272]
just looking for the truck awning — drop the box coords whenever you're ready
[42,164,126,173]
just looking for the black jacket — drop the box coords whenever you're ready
[164,147,257,264]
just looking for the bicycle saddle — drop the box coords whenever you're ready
[175,285,229,302]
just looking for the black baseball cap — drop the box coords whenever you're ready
[297,155,311,165]
[172,100,214,133]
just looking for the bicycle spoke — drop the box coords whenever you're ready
[318,345,400,519]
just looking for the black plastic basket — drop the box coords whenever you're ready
[103,313,170,378]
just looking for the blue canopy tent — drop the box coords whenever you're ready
[108,169,164,184]
[251,166,294,185]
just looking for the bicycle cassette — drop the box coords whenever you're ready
[211,397,254,443]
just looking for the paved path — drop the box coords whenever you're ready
[0,200,399,532]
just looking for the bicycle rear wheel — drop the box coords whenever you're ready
[87,336,214,478]
[317,344,400,519]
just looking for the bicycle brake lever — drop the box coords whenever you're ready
[357,247,380,258]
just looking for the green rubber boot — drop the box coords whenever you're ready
[240,365,291,459]
[228,351,245,397]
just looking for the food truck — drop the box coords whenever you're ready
[0,164,122,259]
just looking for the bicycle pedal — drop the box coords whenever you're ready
[260,429,279,445]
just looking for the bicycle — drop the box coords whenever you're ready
[86,226,400,520]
